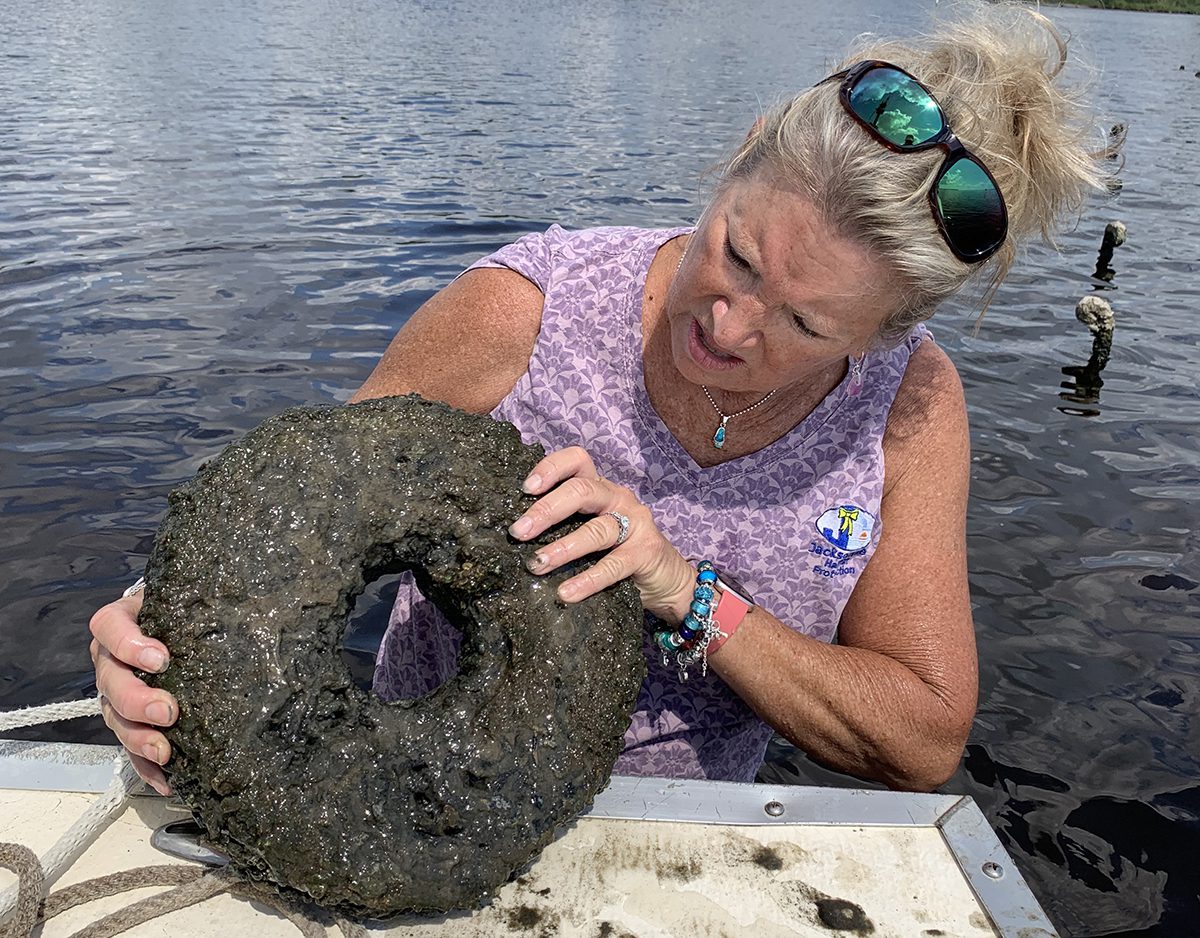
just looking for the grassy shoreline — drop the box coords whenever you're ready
[1038,0,1200,12]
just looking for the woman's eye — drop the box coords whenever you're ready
[792,315,820,339]
[724,237,752,271]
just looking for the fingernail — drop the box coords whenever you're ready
[526,553,548,573]
[146,701,172,725]
[138,647,168,673]
[509,516,533,538]
[150,779,171,797]
[141,743,162,764]
[558,582,581,602]
[522,473,542,494]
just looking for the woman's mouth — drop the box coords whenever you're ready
[688,318,743,370]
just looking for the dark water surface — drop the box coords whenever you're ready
[1,1,1197,935]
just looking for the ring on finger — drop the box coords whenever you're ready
[605,511,631,546]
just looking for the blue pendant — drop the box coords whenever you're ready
[713,421,727,449]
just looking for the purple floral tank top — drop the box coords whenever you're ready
[373,225,926,782]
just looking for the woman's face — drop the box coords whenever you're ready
[667,172,902,396]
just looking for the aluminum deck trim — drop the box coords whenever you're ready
[0,740,135,794]
[586,774,955,825]
[937,795,1058,938]
[0,741,1060,937]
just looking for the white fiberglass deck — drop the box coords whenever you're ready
[0,741,1057,937]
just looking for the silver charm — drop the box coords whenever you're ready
[702,386,777,450]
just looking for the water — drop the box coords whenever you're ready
[1,1,1197,935]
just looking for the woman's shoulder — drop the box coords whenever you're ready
[474,224,685,292]
[897,338,964,407]
[533,223,690,259]
[880,337,969,494]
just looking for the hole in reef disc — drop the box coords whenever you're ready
[341,571,461,698]
[342,572,405,692]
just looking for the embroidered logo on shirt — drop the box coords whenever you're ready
[815,504,876,555]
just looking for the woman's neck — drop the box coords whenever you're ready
[639,239,848,467]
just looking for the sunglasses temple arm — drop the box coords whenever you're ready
[813,68,849,89]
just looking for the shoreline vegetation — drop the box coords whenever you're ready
[1039,0,1200,12]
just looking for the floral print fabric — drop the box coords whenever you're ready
[373,225,925,781]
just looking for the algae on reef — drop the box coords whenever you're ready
[140,395,645,917]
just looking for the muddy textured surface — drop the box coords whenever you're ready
[140,395,645,917]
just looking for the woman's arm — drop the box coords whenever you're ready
[350,267,545,409]
[711,340,978,790]
[510,339,976,791]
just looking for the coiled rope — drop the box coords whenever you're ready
[0,699,366,938]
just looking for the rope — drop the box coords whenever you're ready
[0,699,367,936]
[0,850,363,937]
[0,753,140,922]
[226,880,333,938]
[0,699,136,923]
[62,870,231,938]
[0,699,101,732]
[41,866,202,920]
[0,843,42,938]
[43,758,142,891]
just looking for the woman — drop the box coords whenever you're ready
[89,6,1107,795]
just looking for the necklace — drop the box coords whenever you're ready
[675,244,778,450]
[701,385,777,450]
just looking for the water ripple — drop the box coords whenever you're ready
[1,1,1198,935]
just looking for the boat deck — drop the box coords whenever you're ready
[0,740,1057,937]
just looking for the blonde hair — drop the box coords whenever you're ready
[717,2,1117,343]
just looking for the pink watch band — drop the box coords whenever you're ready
[707,586,751,655]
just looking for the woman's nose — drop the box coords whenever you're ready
[711,296,762,352]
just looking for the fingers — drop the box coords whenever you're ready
[520,446,600,496]
[90,593,179,783]
[526,512,628,576]
[510,475,613,541]
[94,644,178,727]
[519,498,642,603]
[554,551,632,604]
[129,751,172,797]
[98,695,173,795]
[511,446,683,607]
[89,596,169,673]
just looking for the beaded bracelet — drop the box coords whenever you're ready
[653,560,728,681]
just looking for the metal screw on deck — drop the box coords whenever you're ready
[763,800,786,817]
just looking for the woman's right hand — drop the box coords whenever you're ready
[88,593,177,795]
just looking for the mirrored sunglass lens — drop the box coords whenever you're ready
[847,67,944,147]
[934,157,1006,258]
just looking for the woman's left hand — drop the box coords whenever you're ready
[508,446,695,621]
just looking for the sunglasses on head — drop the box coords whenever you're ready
[818,60,1008,264]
